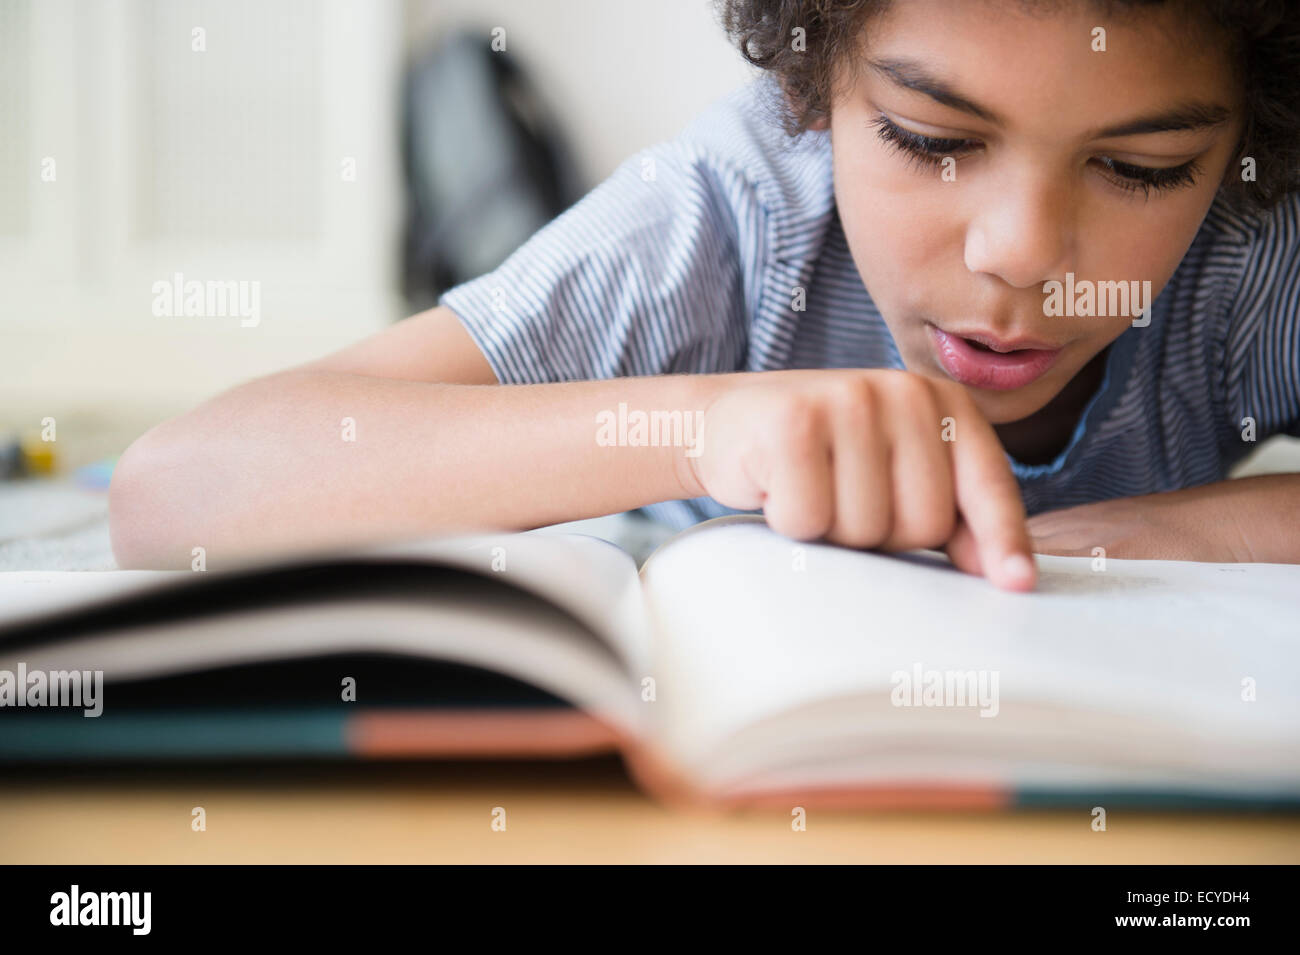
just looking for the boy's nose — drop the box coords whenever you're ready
[963,175,1075,290]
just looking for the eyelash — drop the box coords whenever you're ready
[870,113,979,170]
[869,113,1202,198]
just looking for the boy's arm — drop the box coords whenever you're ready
[109,306,720,568]
[1026,473,1300,563]
[110,305,1037,587]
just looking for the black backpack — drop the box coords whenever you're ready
[400,27,583,311]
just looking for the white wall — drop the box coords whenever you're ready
[0,0,756,426]
[1,0,407,421]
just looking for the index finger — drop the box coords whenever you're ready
[940,392,1037,591]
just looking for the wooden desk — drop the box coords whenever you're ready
[2,758,1297,863]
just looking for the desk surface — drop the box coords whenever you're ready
[2,758,1297,863]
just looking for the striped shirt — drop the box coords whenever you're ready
[440,75,1300,530]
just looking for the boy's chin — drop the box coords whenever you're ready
[962,384,1058,426]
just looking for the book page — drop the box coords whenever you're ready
[0,530,654,737]
[0,529,652,678]
[0,594,647,737]
[641,517,1300,782]
[0,570,180,619]
[370,531,652,676]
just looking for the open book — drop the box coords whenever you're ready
[1,515,1298,810]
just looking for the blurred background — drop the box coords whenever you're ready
[0,0,753,453]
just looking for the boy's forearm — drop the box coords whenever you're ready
[109,369,733,568]
[1027,473,1300,563]
[1182,473,1300,562]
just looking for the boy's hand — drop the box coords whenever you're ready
[686,369,1036,591]
[1025,475,1300,564]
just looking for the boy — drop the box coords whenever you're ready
[110,0,1300,591]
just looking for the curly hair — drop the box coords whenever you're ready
[713,0,1300,211]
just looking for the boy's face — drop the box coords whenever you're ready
[822,0,1243,424]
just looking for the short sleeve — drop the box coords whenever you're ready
[1222,193,1300,441]
[437,140,763,384]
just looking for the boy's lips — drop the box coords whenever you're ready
[927,324,1062,391]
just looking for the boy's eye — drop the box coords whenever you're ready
[870,114,979,168]
[870,113,1203,199]
[1091,155,1202,198]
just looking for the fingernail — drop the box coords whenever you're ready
[1001,553,1035,582]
